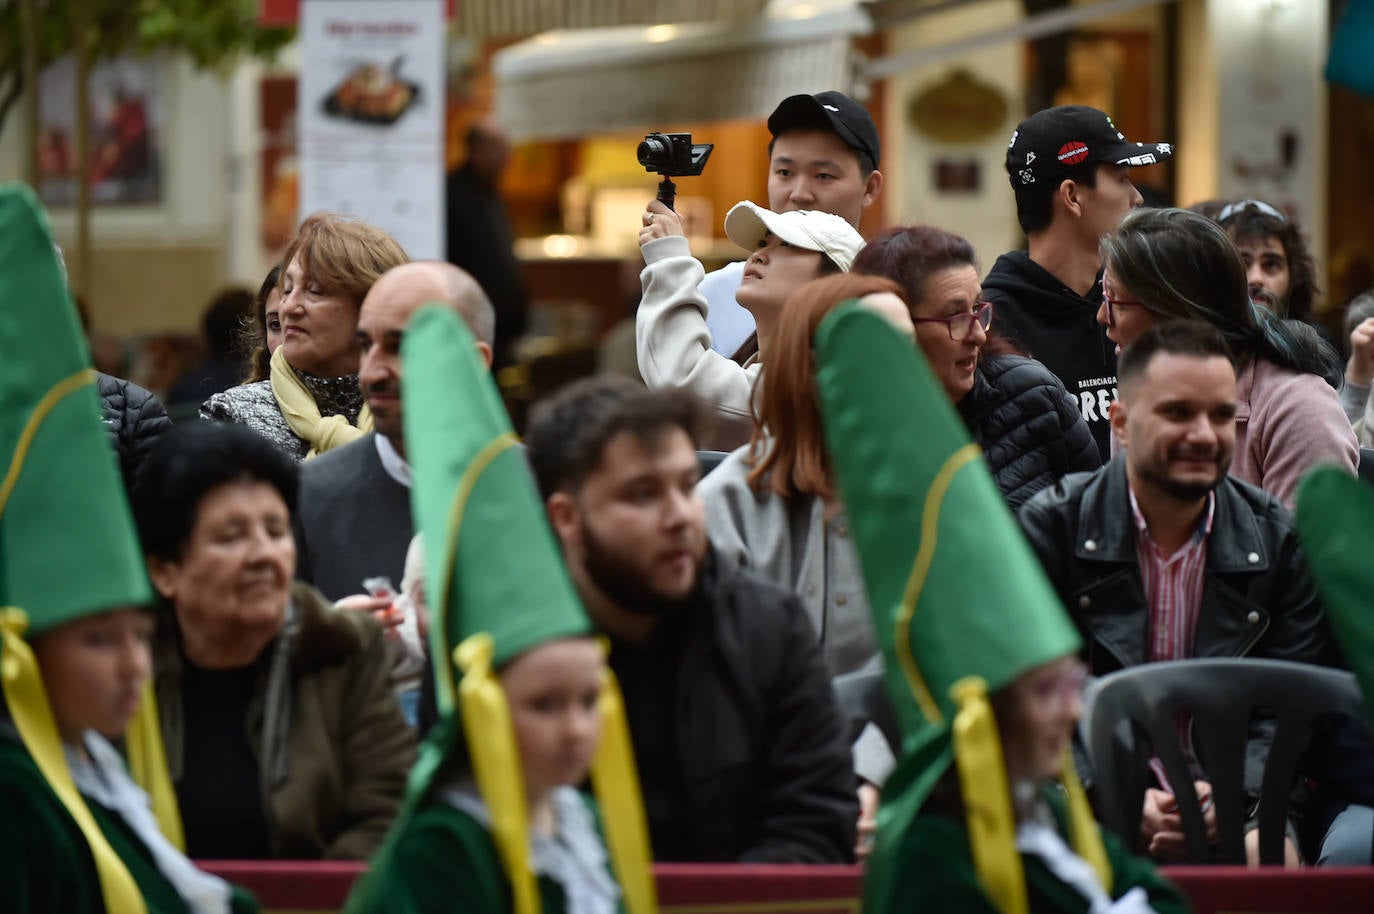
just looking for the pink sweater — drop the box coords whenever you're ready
[1233,358,1359,509]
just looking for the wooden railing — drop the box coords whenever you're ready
[201,861,1374,914]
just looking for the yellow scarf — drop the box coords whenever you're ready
[269,346,374,459]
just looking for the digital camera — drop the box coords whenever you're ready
[637,132,713,178]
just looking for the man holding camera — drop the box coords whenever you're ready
[701,92,883,356]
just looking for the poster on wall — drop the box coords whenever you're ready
[298,0,446,259]
[37,55,162,207]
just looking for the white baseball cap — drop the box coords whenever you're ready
[723,201,865,272]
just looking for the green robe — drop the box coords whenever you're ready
[350,797,629,914]
[0,740,257,914]
[884,791,1191,914]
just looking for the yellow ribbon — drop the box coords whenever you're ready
[454,633,539,914]
[950,676,1026,914]
[0,368,93,512]
[432,432,520,717]
[0,608,148,914]
[268,345,373,459]
[124,679,185,851]
[590,663,659,914]
[897,443,983,726]
[1061,751,1113,894]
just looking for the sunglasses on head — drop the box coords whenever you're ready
[1217,199,1286,225]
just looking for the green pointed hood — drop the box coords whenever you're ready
[1296,467,1374,713]
[0,184,151,629]
[813,301,1091,914]
[402,306,590,704]
[348,307,657,914]
[0,184,156,914]
[814,301,1080,741]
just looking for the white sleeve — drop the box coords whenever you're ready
[636,236,760,444]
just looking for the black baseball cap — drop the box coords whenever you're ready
[1005,105,1172,189]
[768,91,881,170]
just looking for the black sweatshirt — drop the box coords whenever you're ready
[983,250,1117,461]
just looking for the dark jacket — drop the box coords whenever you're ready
[1017,457,1327,795]
[96,371,171,491]
[614,551,859,864]
[983,251,1116,461]
[959,354,1101,510]
[153,582,416,860]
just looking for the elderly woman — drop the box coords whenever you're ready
[854,225,1099,509]
[132,423,416,860]
[1097,207,1356,507]
[203,213,407,459]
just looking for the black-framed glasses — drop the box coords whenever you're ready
[1217,199,1286,225]
[912,300,993,342]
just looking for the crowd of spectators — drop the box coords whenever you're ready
[10,87,1374,914]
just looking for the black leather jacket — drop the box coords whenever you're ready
[1017,456,1326,674]
[1018,457,1327,800]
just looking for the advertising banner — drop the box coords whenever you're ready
[299,0,445,258]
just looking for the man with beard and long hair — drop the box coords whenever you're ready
[1018,321,1327,866]
[525,376,859,864]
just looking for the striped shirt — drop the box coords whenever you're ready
[1128,487,1216,662]
[1130,486,1216,791]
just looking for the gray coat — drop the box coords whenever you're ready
[697,445,876,679]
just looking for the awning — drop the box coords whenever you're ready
[493,1,872,141]
[260,0,767,31]
[457,0,772,35]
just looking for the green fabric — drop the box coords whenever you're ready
[813,302,1081,737]
[812,302,1084,914]
[346,800,585,914]
[1295,467,1374,712]
[0,739,258,914]
[891,791,1190,914]
[0,184,151,633]
[347,308,595,914]
[401,306,588,683]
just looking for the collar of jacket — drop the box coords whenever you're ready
[153,582,366,784]
[1072,455,1272,573]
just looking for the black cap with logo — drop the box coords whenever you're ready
[1005,105,1172,188]
[768,91,881,170]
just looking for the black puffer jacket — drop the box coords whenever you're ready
[97,371,172,491]
[957,354,1101,510]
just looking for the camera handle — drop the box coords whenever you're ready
[655,176,677,212]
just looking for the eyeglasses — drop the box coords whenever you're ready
[1100,281,1145,329]
[1217,199,1287,225]
[912,300,993,342]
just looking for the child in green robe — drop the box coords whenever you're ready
[810,294,1191,914]
[345,307,654,914]
[0,183,256,914]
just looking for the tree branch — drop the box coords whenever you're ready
[0,71,22,138]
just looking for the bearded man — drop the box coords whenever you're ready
[1018,320,1327,866]
[525,376,858,864]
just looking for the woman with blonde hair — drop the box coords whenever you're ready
[202,213,408,460]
